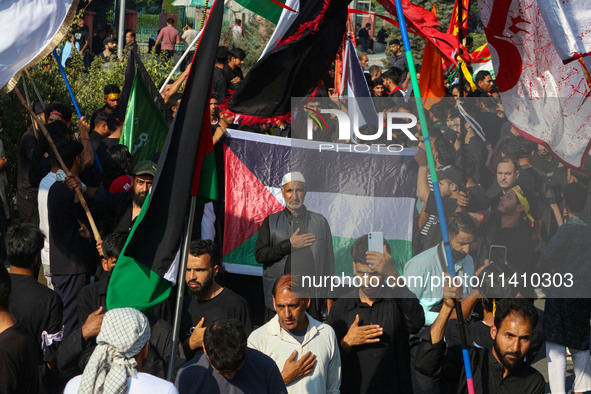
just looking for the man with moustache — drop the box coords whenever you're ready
[248,275,341,392]
[255,171,335,321]
[179,240,252,360]
[416,295,545,393]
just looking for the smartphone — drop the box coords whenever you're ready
[489,245,507,264]
[368,232,384,253]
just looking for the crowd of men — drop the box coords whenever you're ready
[2,23,591,394]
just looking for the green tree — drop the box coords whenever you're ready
[0,46,173,207]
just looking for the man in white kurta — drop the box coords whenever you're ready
[248,274,341,394]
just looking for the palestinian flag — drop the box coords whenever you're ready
[120,66,169,164]
[222,130,417,276]
[228,0,351,124]
[106,0,222,311]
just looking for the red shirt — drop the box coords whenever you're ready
[157,25,179,50]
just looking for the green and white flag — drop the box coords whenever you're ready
[120,67,169,164]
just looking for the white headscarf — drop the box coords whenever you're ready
[78,308,151,394]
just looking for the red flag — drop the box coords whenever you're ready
[375,0,469,65]
[418,5,445,109]
[447,0,469,37]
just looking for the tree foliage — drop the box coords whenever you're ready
[220,16,276,73]
[0,48,173,203]
[378,0,487,70]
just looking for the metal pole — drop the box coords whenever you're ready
[159,0,229,93]
[24,70,46,111]
[118,0,126,58]
[391,0,476,393]
[21,76,36,137]
[52,49,103,173]
[166,196,197,381]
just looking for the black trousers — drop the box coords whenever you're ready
[52,272,91,338]
[18,193,39,225]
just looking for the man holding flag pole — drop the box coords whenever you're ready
[105,0,224,383]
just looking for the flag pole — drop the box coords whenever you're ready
[199,0,210,31]
[24,69,46,139]
[13,86,102,243]
[391,1,475,393]
[21,76,37,139]
[52,49,103,173]
[454,2,475,392]
[166,196,197,381]
[24,69,46,111]
[159,0,229,94]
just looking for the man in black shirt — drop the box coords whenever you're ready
[73,19,90,68]
[58,232,179,378]
[17,101,44,225]
[445,264,543,366]
[416,294,545,393]
[224,47,246,92]
[356,23,373,53]
[0,264,40,394]
[327,235,424,394]
[48,140,98,338]
[89,110,111,151]
[213,46,229,102]
[7,224,64,392]
[472,185,536,274]
[125,30,139,54]
[419,165,469,251]
[176,319,287,393]
[177,240,252,360]
[90,84,120,130]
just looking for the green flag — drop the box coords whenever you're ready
[106,0,224,311]
[234,0,286,24]
[120,67,169,164]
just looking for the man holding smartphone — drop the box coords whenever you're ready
[327,234,424,394]
[180,21,197,72]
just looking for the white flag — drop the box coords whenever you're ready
[478,0,591,168]
[1,0,78,91]
[537,0,591,63]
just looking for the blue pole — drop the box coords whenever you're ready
[390,1,475,393]
[53,49,102,173]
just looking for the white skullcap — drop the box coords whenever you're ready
[281,171,306,186]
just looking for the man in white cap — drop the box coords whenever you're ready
[63,307,178,393]
[255,171,334,322]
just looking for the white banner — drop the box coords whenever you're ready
[478,0,591,168]
[537,0,591,63]
[1,0,78,91]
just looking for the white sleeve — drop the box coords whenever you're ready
[326,329,341,394]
